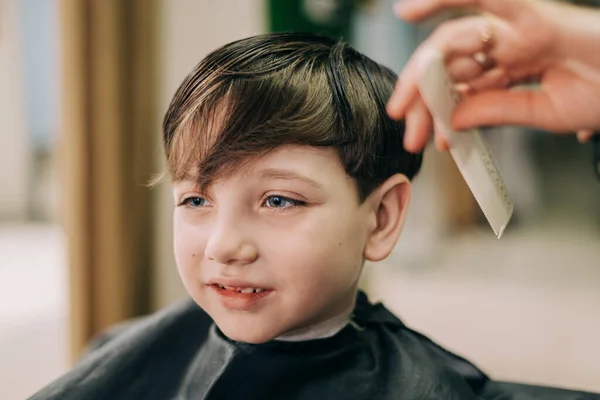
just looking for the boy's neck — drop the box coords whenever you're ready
[275,301,355,342]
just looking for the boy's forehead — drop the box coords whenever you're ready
[182,145,345,187]
[252,145,341,170]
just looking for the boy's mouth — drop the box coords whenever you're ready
[214,284,266,294]
[210,283,273,310]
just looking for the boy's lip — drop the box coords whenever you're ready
[206,277,272,291]
[207,277,274,311]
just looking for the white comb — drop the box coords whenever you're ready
[417,49,513,238]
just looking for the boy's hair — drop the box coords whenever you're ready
[162,32,422,201]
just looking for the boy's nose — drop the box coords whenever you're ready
[204,220,258,265]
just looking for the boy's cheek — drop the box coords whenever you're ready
[173,221,207,265]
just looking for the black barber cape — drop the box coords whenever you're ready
[31,292,599,400]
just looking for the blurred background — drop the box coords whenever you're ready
[1,0,599,398]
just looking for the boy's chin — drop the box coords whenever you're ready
[217,322,282,344]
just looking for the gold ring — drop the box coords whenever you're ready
[474,51,490,66]
[475,16,495,69]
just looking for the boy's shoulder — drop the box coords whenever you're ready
[84,297,208,355]
[30,298,211,400]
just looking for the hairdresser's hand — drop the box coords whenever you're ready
[387,0,600,152]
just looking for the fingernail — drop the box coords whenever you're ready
[402,135,414,152]
[576,130,593,143]
[386,98,400,119]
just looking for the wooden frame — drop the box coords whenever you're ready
[59,0,158,362]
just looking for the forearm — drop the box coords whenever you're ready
[548,2,600,69]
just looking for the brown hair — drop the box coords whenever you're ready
[161,32,422,201]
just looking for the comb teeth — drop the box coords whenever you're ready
[451,131,513,238]
[417,49,513,238]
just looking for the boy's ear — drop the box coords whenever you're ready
[363,174,411,262]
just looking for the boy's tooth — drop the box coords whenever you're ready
[219,285,264,293]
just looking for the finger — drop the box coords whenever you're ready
[395,0,521,23]
[395,0,475,22]
[576,129,594,143]
[430,17,493,59]
[387,46,424,119]
[388,17,492,119]
[451,89,560,131]
[403,95,433,152]
[387,75,414,120]
[465,67,510,91]
[454,82,474,96]
[434,125,450,151]
[447,56,485,82]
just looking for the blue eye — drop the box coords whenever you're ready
[264,195,304,209]
[181,197,210,208]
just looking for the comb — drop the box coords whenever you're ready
[417,49,513,238]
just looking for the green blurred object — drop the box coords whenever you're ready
[268,0,357,40]
[567,0,600,6]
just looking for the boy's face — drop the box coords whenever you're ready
[173,145,376,343]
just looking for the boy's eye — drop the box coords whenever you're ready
[264,195,304,209]
[181,197,211,208]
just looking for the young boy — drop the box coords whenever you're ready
[32,33,598,400]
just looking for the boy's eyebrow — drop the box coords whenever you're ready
[259,168,323,189]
